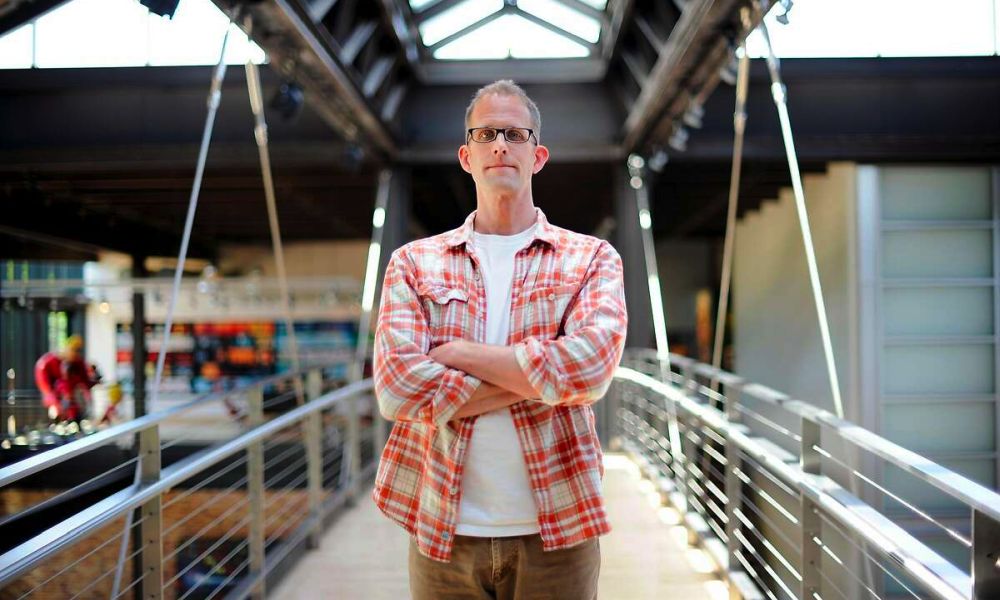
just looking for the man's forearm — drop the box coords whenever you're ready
[450,386,523,420]
[430,341,537,399]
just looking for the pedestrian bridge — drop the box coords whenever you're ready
[1,349,998,600]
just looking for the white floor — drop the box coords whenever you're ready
[271,453,719,600]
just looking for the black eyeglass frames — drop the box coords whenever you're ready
[466,127,537,144]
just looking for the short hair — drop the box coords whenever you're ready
[464,79,541,141]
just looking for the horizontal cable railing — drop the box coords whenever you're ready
[611,348,1000,600]
[0,365,381,599]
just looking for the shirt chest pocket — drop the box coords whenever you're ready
[419,285,471,346]
[521,283,579,340]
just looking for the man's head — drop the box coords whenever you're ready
[458,80,549,201]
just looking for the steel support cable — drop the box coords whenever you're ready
[202,556,252,600]
[70,541,149,600]
[175,537,250,600]
[733,506,803,584]
[734,530,799,600]
[810,535,880,600]
[817,512,924,600]
[111,27,233,600]
[167,514,251,591]
[244,16,304,406]
[711,34,750,390]
[161,454,250,511]
[15,511,153,599]
[164,495,252,566]
[162,475,251,539]
[815,443,972,547]
[758,21,844,419]
[733,548,785,600]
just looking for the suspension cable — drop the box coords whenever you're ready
[245,15,304,404]
[759,20,845,419]
[711,20,751,390]
[109,27,233,600]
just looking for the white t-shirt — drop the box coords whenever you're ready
[455,224,541,537]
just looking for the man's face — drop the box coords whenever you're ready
[458,94,549,197]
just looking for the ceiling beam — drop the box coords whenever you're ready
[414,0,463,24]
[427,10,502,54]
[0,0,68,36]
[214,0,399,158]
[513,6,598,56]
[376,0,424,66]
[417,57,606,84]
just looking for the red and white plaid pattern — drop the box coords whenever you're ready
[372,209,627,562]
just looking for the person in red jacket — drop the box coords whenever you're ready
[34,335,96,423]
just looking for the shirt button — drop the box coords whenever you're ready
[450,486,459,495]
[442,531,451,540]
[548,293,556,301]
[474,272,480,281]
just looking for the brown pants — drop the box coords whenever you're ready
[408,534,600,600]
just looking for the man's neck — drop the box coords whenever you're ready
[474,191,536,235]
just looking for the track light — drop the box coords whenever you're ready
[270,81,305,121]
[668,125,689,152]
[647,147,669,173]
[682,103,704,129]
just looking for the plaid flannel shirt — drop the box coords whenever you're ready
[372,208,627,562]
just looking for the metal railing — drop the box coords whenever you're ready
[610,349,1000,600]
[0,366,381,599]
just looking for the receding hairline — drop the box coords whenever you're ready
[464,80,541,137]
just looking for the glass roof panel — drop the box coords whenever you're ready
[433,14,589,60]
[519,0,602,44]
[577,0,608,9]
[419,0,503,47]
[34,0,149,68]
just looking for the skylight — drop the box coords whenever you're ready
[0,0,265,70]
[411,0,603,60]
[434,14,590,60]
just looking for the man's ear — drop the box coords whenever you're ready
[458,145,473,174]
[532,144,550,174]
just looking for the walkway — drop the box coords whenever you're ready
[272,453,720,599]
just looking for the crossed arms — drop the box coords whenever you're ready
[373,242,627,428]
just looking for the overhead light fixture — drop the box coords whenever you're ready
[682,103,704,129]
[668,124,688,152]
[270,81,305,121]
[647,147,669,173]
[140,0,180,18]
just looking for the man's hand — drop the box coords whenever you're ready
[429,340,538,400]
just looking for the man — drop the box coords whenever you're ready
[372,80,627,599]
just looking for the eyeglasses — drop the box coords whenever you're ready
[466,127,537,144]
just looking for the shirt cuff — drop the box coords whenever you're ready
[433,368,482,426]
[513,338,549,404]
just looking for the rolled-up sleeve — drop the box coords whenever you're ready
[373,249,480,426]
[514,241,628,406]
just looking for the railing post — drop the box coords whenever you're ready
[304,370,323,549]
[347,389,361,501]
[973,509,1000,598]
[247,387,265,600]
[138,424,162,600]
[799,416,821,600]
[723,381,744,600]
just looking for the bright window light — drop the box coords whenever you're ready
[0,23,33,69]
[0,0,266,69]
[419,0,503,47]
[577,0,608,9]
[148,0,263,66]
[434,14,589,60]
[747,0,1000,57]
[519,0,602,44]
[35,0,149,68]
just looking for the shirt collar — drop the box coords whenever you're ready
[444,208,559,249]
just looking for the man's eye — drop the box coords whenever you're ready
[508,130,528,142]
[474,129,495,142]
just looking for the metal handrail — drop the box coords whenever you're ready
[0,365,343,489]
[659,352,1000,524]
[0,378,373,588]
[613,349,1000,600]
